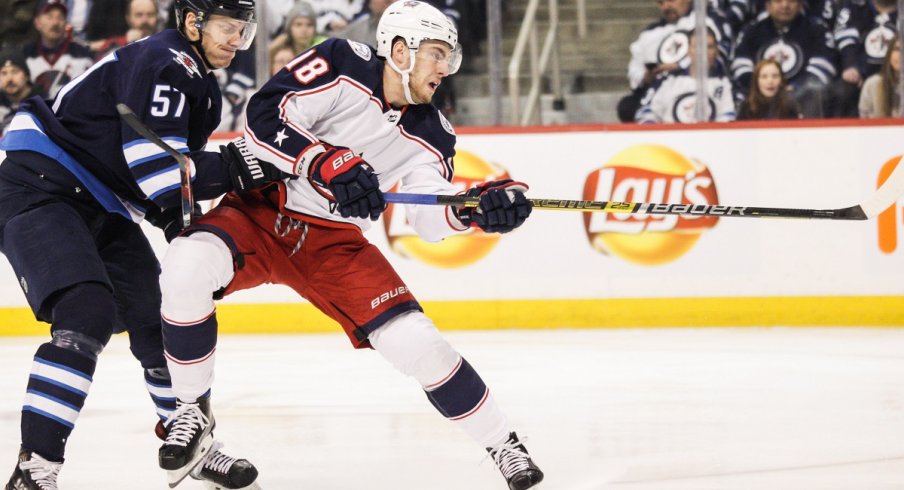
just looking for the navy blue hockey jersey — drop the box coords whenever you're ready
[1,29,231,222]
[731,14,838,93]
[834,0,897,77]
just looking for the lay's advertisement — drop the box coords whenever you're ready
[0,123,902,332]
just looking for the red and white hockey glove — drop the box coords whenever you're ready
[308,146,386,221]
[454,180,532,233]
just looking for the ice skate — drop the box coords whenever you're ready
[159,398,215,488]
[4,449,62,490]
[191,441,261,490]
[487,432,544,490]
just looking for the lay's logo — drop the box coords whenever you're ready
[583,144,720,266]
[878,155,904,254]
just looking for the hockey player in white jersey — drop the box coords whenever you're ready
[156,2,543,489]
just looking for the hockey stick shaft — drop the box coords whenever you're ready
[387,156,904,221]
[116,103,194,227]
[385,193,867,219]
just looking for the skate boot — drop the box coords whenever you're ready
[190,441,260,490]
[487,432,544,490]
[5,449,62,490]
[159,398,215,488]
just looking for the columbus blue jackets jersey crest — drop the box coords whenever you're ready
[1,30,227,222]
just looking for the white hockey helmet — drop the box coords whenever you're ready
[376,1,462,74]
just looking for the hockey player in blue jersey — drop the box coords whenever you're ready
[155,2,543,489]
[0,0,286,488]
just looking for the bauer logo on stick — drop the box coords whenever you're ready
[583,144,721,266]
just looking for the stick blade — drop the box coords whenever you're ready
[860,155,904,219]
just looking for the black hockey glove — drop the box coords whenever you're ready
[454,180,532,234]
[145,204,202,243]
[221,137,292,192]
[309,146,385,221]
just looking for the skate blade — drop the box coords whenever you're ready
[166,434,215,488]
[200,481,262,490]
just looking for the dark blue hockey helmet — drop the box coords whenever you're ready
[175,0,257,49]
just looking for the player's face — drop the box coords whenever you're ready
[289,16,315,47]
[757,63,782,98]
[34,7,67,45]
[408,41,453,104]
[200,14,248,69]
[127,0,158,37]
[0,65,29,99]
[767,0,801,26]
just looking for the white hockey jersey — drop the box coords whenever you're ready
[636,69,737,123]
[243,38,463,242]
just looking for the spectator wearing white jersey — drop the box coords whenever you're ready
[636,28,736,123]
[21,0,94,99]
[618,0,733,122]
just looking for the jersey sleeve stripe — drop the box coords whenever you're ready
[123,139,189,168]
[398,126,449,180]
[137,164,181,199]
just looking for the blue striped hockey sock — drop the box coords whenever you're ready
[21,343,95,462]
[144,367,177,422]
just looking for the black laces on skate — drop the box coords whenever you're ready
[165,402,209,447]
[487,438,531,479]
[18,454,61,490]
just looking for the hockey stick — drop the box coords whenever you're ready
[386,159,904,221]
[116,103,194,227]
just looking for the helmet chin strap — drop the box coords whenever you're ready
[188,19,215,71]
[386,48,418,105]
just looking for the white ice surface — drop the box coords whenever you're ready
[1,328,903,489]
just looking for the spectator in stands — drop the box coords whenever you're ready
[731,0,837,118]
[737,58,801,119]
[721,0,838,30]
[83,0,129,46]
[335,0,396,46]
[269,44,295,75]
[0,50,40,135]
[88,0,160,60]
[270,1,327,57]
[828,0,896,117]
[310,0,366,34]
[635,28,736,123]
[859,34,901,117]
[0,0,39,50]
[22,0,94,99]
[618,0,733,122]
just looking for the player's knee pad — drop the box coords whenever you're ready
[159,232,234,322]
[369,311,460,386]
[48,282,116,353]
